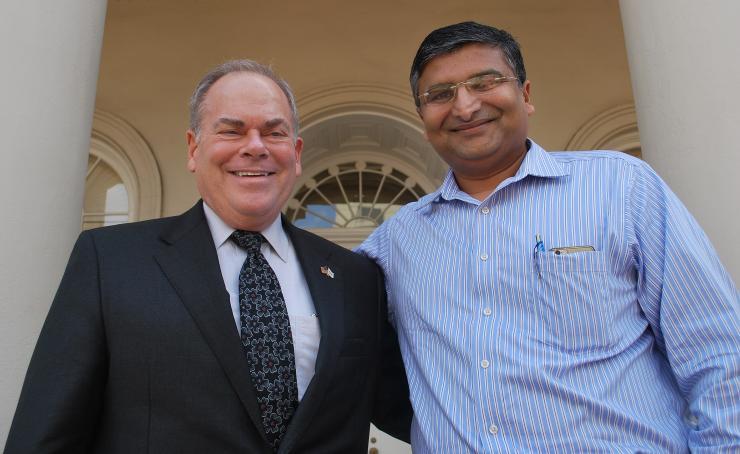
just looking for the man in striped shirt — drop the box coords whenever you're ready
[358,21,739,452]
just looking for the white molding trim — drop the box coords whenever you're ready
[297,83,422,134]
[90,110,162,220]
[565,103,641,156]
[297,109,447,188]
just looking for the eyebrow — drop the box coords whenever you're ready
[427,69,506,89]
[263,118,289,130]
[213,117,244,129]
[212,117,289,131]
[472,69,505,78]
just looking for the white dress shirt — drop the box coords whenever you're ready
[203,203,320,400]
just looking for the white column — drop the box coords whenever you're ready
[0,1,108,444]
[620,0,740,283]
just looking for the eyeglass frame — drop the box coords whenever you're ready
[416,72,520,107]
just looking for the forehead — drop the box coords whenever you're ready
[419,43,513,87]
[201,72,292,122]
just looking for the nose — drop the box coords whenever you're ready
[240,130,268,157]
[450,86,481,121]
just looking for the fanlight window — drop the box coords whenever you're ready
[286,161,426,229]
[82,153,129,230]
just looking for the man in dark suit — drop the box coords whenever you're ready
[5,60,411,453]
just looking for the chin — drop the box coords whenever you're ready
[234,204,276,220]
[452,147,498,162]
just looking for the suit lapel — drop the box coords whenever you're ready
[279,221,345,453]
[152,202,267,441]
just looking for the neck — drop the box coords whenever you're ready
[455,151,527,201]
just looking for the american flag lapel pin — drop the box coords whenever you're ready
[320,265,335,279]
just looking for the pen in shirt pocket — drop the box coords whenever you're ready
[533,234,545,278]
[533,236,597,276]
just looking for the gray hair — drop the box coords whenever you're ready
[188,59,299,138]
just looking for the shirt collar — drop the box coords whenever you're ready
[419,139,569,208]
[515,139,569,180]
[202,202,290,263]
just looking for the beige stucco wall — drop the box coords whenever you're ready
[95,0,634,217]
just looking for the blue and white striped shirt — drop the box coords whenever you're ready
[358,140,740,453]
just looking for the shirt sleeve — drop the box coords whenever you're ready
[355,221,390,269]
[627,160,740,451]
[356,223,412,440]
[355,222,396,322]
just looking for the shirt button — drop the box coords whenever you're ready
[480,359,490,368]
[483,308,492,316]
[481,207,490,214]
[489,424,499,435]
[685,413,699,427]
[480,253,489,261]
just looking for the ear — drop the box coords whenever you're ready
[293,136,304,177]
[416,107,429,140]
[522,80,535,116]
[186,130,198,173]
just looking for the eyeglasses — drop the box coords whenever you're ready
[417,73,519,106]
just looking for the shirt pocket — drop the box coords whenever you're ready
[532,250,615,354]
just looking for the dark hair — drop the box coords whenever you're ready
[410,21,527,107]
[189,59,299,138]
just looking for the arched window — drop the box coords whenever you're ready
[286,161,426,229]
[289,99,444,248]
[82,110,162,230]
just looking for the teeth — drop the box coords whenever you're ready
[234,171,270,177]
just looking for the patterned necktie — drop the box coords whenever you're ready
[231,230,298,451]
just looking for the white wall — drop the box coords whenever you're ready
[621,0,740,283]
[0,0,107,444]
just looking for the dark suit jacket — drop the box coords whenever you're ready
[5,202,410,453]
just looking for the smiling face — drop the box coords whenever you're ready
[186,71,303,231]
[417,43,534,197]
